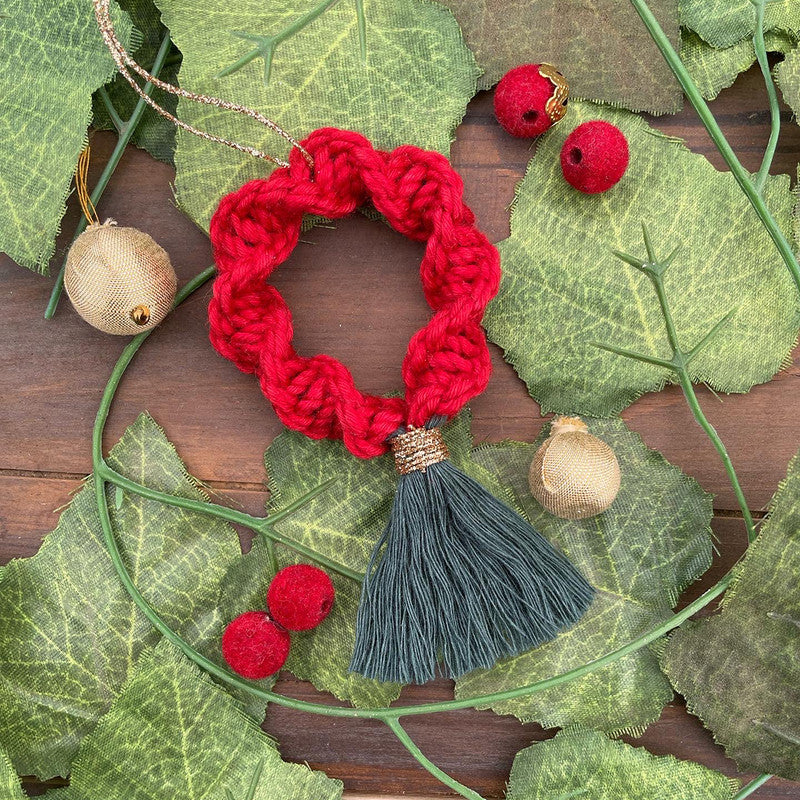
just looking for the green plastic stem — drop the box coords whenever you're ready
[648,270,758,543]
[97,86,126,133]
[752,0,781,194]
[733,773,772,799]
[217,0,341,82]
[91,265,736,724]
[385,718,486,800]
[99,461,361,582]
[627,0,800,296]
[44,32,173,320]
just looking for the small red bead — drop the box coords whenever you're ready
[221,611,290,679]
[267,564,335,631]
[560,121,630,194]
[494,64,557,138]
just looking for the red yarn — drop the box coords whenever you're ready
[208,128,500,459]
[267,564,335,631]
[221,610,291,679]
[494,64,557,138]
[560,121,629,194]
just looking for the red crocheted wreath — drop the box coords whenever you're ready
[208,127,500,459]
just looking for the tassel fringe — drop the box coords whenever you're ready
[350,459,594,684]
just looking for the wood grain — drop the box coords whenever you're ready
[3,64,800,798]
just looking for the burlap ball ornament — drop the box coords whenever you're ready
[64,221,177,335]
[529,416,621,519]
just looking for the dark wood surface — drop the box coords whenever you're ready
[2,66,800,798]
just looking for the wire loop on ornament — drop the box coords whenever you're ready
[75,147,101,226]
[92,0,314,169]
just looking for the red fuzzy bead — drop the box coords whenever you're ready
[221,611,290,679]
[560,121,629,194]
[494,64,558,138]
[267,564,335,631]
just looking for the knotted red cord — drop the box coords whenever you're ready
[208,127,500,459]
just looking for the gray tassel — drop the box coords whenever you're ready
[349,425,594,684]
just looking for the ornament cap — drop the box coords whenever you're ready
[538,63,569,123]
[550,415,589,436]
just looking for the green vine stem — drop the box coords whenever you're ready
[628,0,800,296]
[44,32,173,320]
[92,264,735,722]
[593,225,758,544]
[225,757,265,800]
[100,461,360,581]
[216,0,367,85]
[733,773,772,799]
[88,264,755,793]
[385,718,485,800]
[752,0,781,194]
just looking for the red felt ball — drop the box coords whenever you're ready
[494,64,558,138]
[560,121,629,194]
[267,564,335,631]
[221,611,290,679]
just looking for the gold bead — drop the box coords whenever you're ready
[64,222,177,335]
[529,416,621,519]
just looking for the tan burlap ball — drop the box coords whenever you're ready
[65,221,177,335]
[529,416,621,519]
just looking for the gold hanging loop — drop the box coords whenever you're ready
[75,147,101,226]
[91,0,313,169]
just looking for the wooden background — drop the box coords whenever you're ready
[2,65,800,798]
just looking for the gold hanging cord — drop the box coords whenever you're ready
[92,0,313,168]
[75,147,101,226]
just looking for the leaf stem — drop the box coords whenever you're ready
[98,461,360,581]
[385,718,486,800]
[752,0,781,194]
[627,0,800,296]
[217,0,341,84]
[97,86,125,134]
[597,232,758,543]
[44,32,173,319]
[733,774,772,799]
[355,0,366,62]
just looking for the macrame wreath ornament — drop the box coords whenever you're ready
[208,127,593,685]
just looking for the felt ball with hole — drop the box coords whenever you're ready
[267,564,335,631]
[560,121,629,193]
[493,64,567,138]
[221,610,291,679]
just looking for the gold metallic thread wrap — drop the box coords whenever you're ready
[391,426,450,475]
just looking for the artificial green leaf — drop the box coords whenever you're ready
[484,100,799,417]
[0,0,133,272]
[440,0,682,112]
[0,414,241,779]
[255,413,478,706]
[0,745,24,800]
[92,0,181,165]
[156,0,480,230]
[61,640,343,800]
[776,43,800,122]
[456,418,713,734]
[506,727,738,799]
[679,0,800,49]
[682,28,795,100]
[663,448,800,780]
